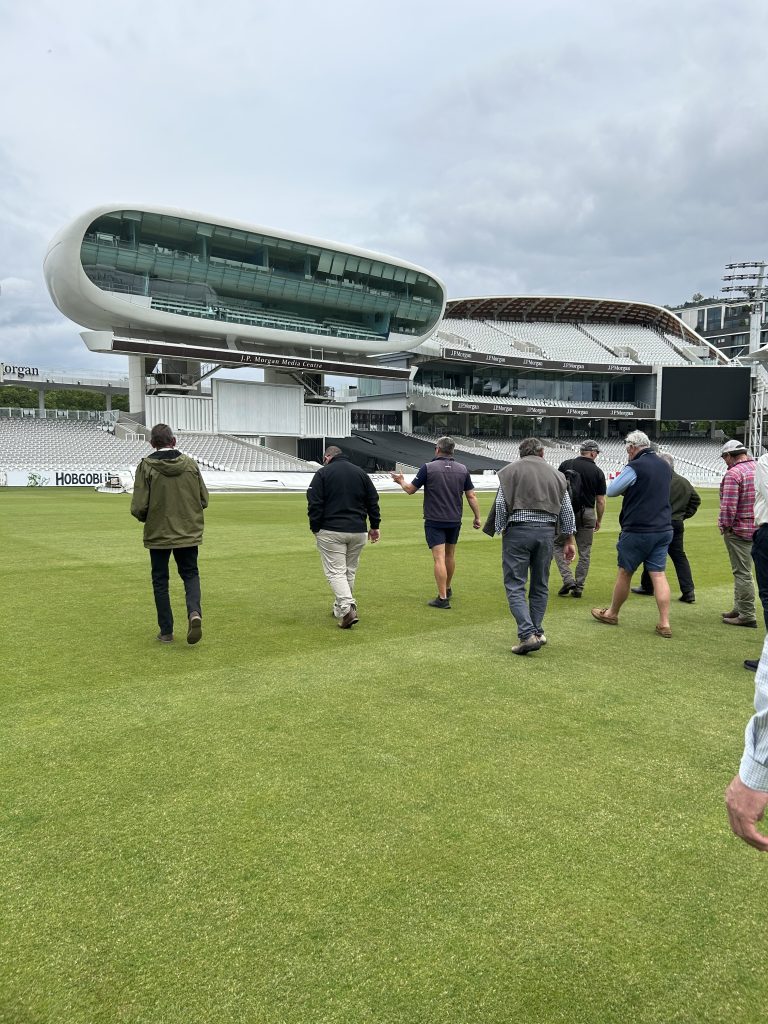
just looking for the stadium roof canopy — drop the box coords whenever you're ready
[446,295,703,346]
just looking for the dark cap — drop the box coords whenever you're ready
[579,439,600,453]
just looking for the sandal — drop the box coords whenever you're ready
[591,607,619,626]
[655,624,672,638]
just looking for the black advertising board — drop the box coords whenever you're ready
[110,337,411,380]
[659,366,751,420]
[441,347,653,375]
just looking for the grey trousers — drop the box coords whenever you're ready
[723,531,756,620]
[502,522,556,640]
[554,507,596,589]
[315,529,367,619]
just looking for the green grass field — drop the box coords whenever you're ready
[2,487,766,1023]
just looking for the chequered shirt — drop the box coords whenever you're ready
[492,489,576,536]
[718,458,756,539]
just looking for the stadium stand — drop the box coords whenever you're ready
[0,415,318,473]
[0,416,148,470]
[436,318,694,365]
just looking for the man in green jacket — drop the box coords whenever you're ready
[130,423,209,644]
[631,451,700,603]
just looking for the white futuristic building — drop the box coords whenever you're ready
[44,204,447,415]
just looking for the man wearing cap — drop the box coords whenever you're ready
[719,439,757,629]
[554,440,606,599]
[631,451,700,603]
[591,430,674,638]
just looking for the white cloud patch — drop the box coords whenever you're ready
[0,0,766,368]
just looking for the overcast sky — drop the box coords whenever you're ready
[1,0,766,372]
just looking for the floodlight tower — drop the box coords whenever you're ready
[723,262,768,451]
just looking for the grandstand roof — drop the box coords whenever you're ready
[445,295,704,347]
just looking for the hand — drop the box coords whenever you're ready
[368,528,380,544]
[725,775,768,851]
[594,520,602,532]
[563,541,576,563]
[473,517,481,530]
[390,472,404,485]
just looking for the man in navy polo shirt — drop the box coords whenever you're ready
[391,436,481,608]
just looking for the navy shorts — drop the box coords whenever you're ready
[424,520,462,549]
[617,529,673,573]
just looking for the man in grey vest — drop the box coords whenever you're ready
[485,437,576,655]
[391,436,481,608]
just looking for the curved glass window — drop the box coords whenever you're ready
[80,210,443,343]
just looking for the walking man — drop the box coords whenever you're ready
[554,439,606,598]
[719,439,757,629]
[486,437,575,655]
[391,436,481,608]
[130,423,209,644]
[591,430,673,638]
[630,451,700,603]
[307,445,381,629]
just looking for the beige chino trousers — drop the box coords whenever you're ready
[315,529,368,619]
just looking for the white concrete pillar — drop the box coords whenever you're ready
[128,355,145,415]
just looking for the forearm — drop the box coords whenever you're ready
[595,495,605,523]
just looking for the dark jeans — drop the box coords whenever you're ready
[502,522,555,640]
[640,520,693,595]
[149,547,202,635]
[752,524,768,631]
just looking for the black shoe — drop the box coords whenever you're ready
[679,593,695,604]
[558,583,574,596]
[187,613,202,645]
[631,587,653,596]
[428,597,451,609]
[511,636,542,655]
[571,587,583,598]
[446,587,453,598]
[745,660,760,671]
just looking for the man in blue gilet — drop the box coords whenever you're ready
[591,430,673,638]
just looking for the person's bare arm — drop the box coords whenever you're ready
[465,489,481,529]
[594,494,606,531]
[390,471,418,495]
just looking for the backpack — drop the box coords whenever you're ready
[562,465,586,514]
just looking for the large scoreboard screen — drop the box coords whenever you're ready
[660,366,751,420]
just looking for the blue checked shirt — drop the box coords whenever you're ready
[740,634,768,791]
[492,489,576,537]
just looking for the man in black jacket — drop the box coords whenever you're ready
[307,446,381,628]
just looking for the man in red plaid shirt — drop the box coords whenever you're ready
[719,439,757,628]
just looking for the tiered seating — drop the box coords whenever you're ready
[0,417,148,470]
[492,321,612,362]
[437,317,695,366]
[410,385,640,412]
[175,433,315,472]
[583,324,692,365]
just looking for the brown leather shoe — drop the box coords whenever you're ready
[722,615,757,628]
[339,608,359,629]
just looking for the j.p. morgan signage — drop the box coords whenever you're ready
[453,401,646,419]
[442,348,652,375]
[2,362,40,379]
